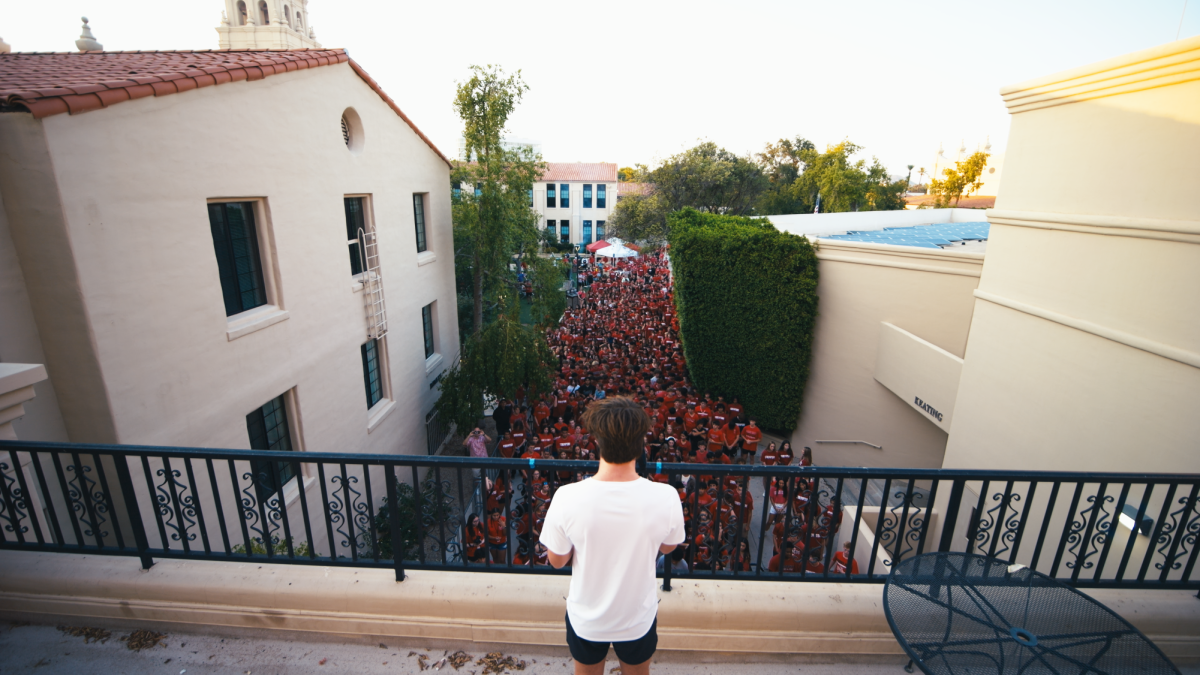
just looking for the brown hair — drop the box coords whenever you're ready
[580,396,651,464]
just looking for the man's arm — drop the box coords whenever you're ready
[547,547,573,569]
[659,543,677,555]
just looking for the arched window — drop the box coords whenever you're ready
[296,12,303,30]
[283,5,291,27]
[236,1,247,25]
[258,1,269,25]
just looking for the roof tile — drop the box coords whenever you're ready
[0,48,450,167]
[541,163,618,183]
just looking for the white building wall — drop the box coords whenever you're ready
[534,180,615,246]
[0,63,457,457]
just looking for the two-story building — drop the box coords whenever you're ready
[533,163,618,247]
[0,48,459,467]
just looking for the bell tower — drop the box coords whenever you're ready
[217,0,321,50]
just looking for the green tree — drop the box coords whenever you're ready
[791,140,907,213]
[439,65,563,432]
[755,136,816,214]
[609,142,767,243]
[928,151,990,207]
[618,166,637,182]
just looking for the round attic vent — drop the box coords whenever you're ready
[340,107,364,155]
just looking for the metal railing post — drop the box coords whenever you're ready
[385,466,405,582]
[938,479,966,553]
[113,453,154,569]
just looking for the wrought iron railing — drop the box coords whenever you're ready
[0,440,1196,591]
[424,409,452,456]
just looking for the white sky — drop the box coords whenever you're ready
[3,1,1198,176]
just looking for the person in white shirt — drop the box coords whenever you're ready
[541,396,685,675]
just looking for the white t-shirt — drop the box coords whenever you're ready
[540,477,685,642]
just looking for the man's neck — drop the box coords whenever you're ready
[593,458,640,482]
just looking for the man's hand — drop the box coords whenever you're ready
[547,547,573,569]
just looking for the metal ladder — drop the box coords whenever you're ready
[358,228,388,339]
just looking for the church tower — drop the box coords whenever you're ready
[217,0,321,50]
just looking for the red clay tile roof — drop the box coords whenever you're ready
[542,162,617,182]
[0,49,450,166]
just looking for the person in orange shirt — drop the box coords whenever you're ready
[486,509,508,564]
[533,399,550,427]
[739,420,762,464]
[510,419,527,454]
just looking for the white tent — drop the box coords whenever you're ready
[594,243,638,258]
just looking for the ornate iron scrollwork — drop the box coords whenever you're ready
[1066,492,1114,571]
[0,461,30,537]
[65,461,109,542]
[154,466,197,545]
[1155,493,1200,573]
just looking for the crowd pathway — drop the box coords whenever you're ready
[0,622,942,675]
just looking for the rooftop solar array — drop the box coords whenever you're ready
[820,221,990,249]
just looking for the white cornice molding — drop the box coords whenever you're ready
[999,35,1200,113]
[987,209,1200,244]
[974,290,1200,369]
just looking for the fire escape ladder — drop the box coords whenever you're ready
[359,227,388,339]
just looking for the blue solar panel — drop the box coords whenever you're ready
[821,221,988,249]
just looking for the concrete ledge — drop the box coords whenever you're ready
[0,551,1195,662]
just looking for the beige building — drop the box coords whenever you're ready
[217,0,321,49]
[0,49,459,463]
[534,163,618,246]
[781,35,1199,476]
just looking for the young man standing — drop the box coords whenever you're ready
[541,396,685,675]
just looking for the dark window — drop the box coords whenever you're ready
[361,339,383,409]
[597,184,607,208]
[207,201,267,317]
[583,184,592,208]
[560,184,569,209]
[583,220,592,244]
[474,183,482,197]
[413,194,427,253]
[597,220,606,240]
[560,221,570,243]
[546,184,556,208]
[452,181,461,201]
[246,394,295,501]
[546,219,554,231]
[422,303,435,358]
[528,188,534,207]
[345,197,366,275]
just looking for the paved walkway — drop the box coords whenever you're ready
[1,621,919,675]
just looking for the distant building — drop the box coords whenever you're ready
[456,136,542,162]
[534,163,618,246]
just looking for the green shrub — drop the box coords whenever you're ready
[667,208,819,431]
[232,536,312,557]
[367,474,458,561]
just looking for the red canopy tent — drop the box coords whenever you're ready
[585,240,610,253]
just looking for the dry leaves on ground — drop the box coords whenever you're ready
[447,651,473,669]
[56,626,112,644]
[408,651,430,670]
[476,651,527,674]
[120,629,167,651]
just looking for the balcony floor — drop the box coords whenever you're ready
[6,621,1198,674]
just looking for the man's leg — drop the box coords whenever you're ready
[574,660,606,675]
[615,659,651,675]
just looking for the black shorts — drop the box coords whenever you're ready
[565,612,657,666]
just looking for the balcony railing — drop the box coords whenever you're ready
[0,440,1196,591]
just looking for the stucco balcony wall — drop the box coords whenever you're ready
[0,551,1195,663]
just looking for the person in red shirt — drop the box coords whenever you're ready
[721,421,740,460]
[533,400,550,427]
[728,397,744,422]
[831,541,860,575]
[761,442,779,466]
[739,420,762,464]
[554,429,574,458]
[778,441,794,466]
[706,423,724,455]
[538,424,555,453]
[799,446,813,467]
[510,420,527,454]
[498,432,517,458]
[711,405,728,430]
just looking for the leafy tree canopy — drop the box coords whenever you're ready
[609,142,767,243]
[927,151,990,208]
[438,65,563,433]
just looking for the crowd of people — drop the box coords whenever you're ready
[460,250,854,575]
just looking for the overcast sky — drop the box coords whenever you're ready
[4,1,1197,176]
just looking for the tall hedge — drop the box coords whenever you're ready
[668,208,819,431]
